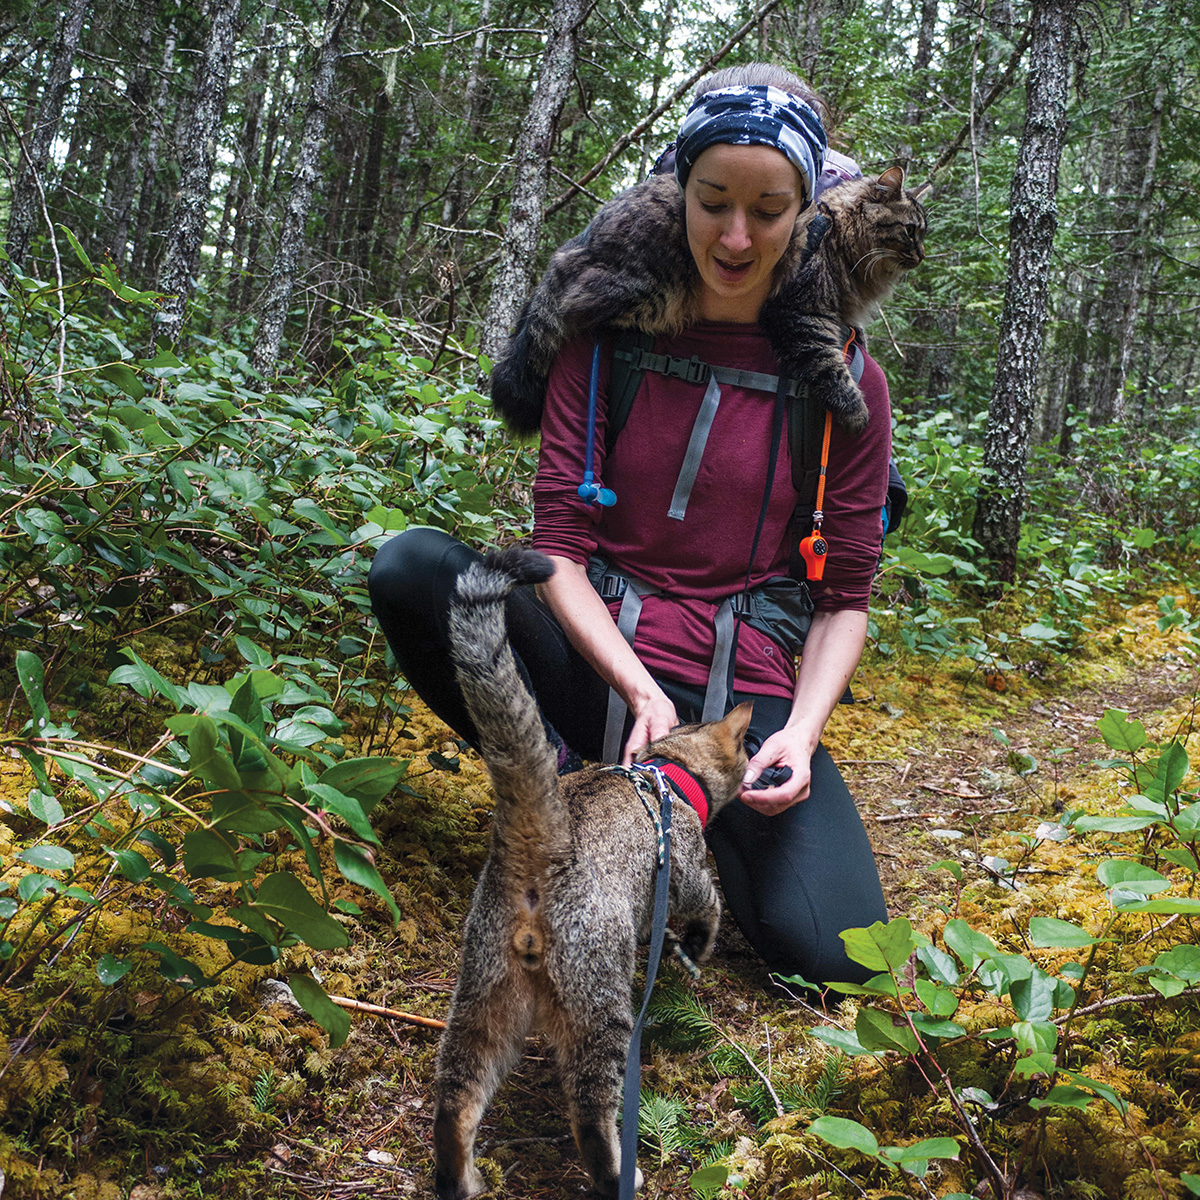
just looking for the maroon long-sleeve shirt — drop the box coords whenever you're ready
[532,322,892,698]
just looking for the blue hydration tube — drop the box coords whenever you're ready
[577,339,617,507]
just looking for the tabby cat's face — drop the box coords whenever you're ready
[683,143,805,323]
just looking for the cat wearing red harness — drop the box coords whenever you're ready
[432,546,750,1199]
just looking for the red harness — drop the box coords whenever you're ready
[640,756,711,828]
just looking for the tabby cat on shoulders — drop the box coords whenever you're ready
[433,547,751,1199]
[491,165,930,437]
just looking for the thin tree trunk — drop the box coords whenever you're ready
[5,0,90,269]
[800,0,824,81]
[1090,78,1166,425]
[356,87,389,272]
[972,0,1077,583]
[130,19,176,280]
[481,0,591,363]
[153,0,242,346]
[251,0,353,373]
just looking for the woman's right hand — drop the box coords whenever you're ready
[622,689,679,766]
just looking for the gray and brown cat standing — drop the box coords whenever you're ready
[432,547,751,1199]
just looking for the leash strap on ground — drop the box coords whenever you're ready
[616,765,674,1200]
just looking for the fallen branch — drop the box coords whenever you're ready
[328,994,447,1030]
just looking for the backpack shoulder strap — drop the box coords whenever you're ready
[605,329,657,456]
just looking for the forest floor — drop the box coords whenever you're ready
[227,595,1200,1200]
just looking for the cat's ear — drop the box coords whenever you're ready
[910,180,933,202]
[721,702,754,745]
[873,164,902,194]
[875,165,906,195]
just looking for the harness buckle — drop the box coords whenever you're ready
[597,573,628,601]
[730,590,754,618]
[666,355,711,385]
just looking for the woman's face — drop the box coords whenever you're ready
[684,142,804,324]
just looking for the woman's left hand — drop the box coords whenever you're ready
[738,726,813,814]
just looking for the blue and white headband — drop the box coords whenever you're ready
[673,85,827,206]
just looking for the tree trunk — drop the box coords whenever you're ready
[129,19,176,280]
[971,0,1076,583]
[481,0,591,363]
[152,0,241,347]
[1089,77,1166,425]
[250,0,353,373]
[5,0,90,270]
[356,87,389,272]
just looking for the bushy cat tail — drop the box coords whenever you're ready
[449,547,568,865]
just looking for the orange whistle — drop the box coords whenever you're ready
[799,533,828,580]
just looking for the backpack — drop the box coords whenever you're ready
[599,328,907,579]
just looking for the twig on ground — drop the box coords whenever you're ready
[328,994,447,1030]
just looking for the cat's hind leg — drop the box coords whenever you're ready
[433,972,532,1200]
[557,1011,642,1196]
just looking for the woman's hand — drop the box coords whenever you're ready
[622,690,679,766]
[738,725,813,813]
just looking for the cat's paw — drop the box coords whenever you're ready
[434,1162,488,1200]
[679,918,718,966]
[823,377,870,435]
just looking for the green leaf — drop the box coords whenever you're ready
[317,756,407,814]
[1097,709,1148,753]
[943,919,998,969]
[915,978,959,1016]
[1029,917,1102,948]
[928,858,962,881]
[99,362,146,400]
[1010,969,1058,1021]
[18,845,75,871]
[1180,1174,1200,1196]
[688,1163,729,1191]
[856,1006,919,1055]
[1073,814,1157,833]
[1150,945,1200,984]
[1064,1071,1127,1114]
[288,973,351,1047]
[28,790,65,826]
[809,1026,884,1057]
[96,953,132,985]
[840,918,919,973]
[809,1115,880,1158]
[1097,859,1169,895]
[182,716,242,794]
[109,849,151,883]
[1029,1085,1093,1111]
[909,1014,966,1039]
[109,650,184,709]
[915,943,960,986]
[254,872,349,949]
[16,650,50,726]
[1116,896,1200,915]
[333,841,400,924]
[887,1137,960,1168]
[59,224,94,270]
[1013,1021,1058,1056]
[210,789,287,835]
[182,830,239,880]
[1154,742,1190,797]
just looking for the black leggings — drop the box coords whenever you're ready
[368,526,887,987]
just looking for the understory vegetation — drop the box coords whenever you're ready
[3,257,1200,1199]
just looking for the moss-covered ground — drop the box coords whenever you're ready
[1,595,1198,1200]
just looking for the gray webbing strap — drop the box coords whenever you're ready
[596,565,740,760]
[703,599,736,721]
[603,570,664,762]
[667,363,808,522]
[668,373,722,520]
